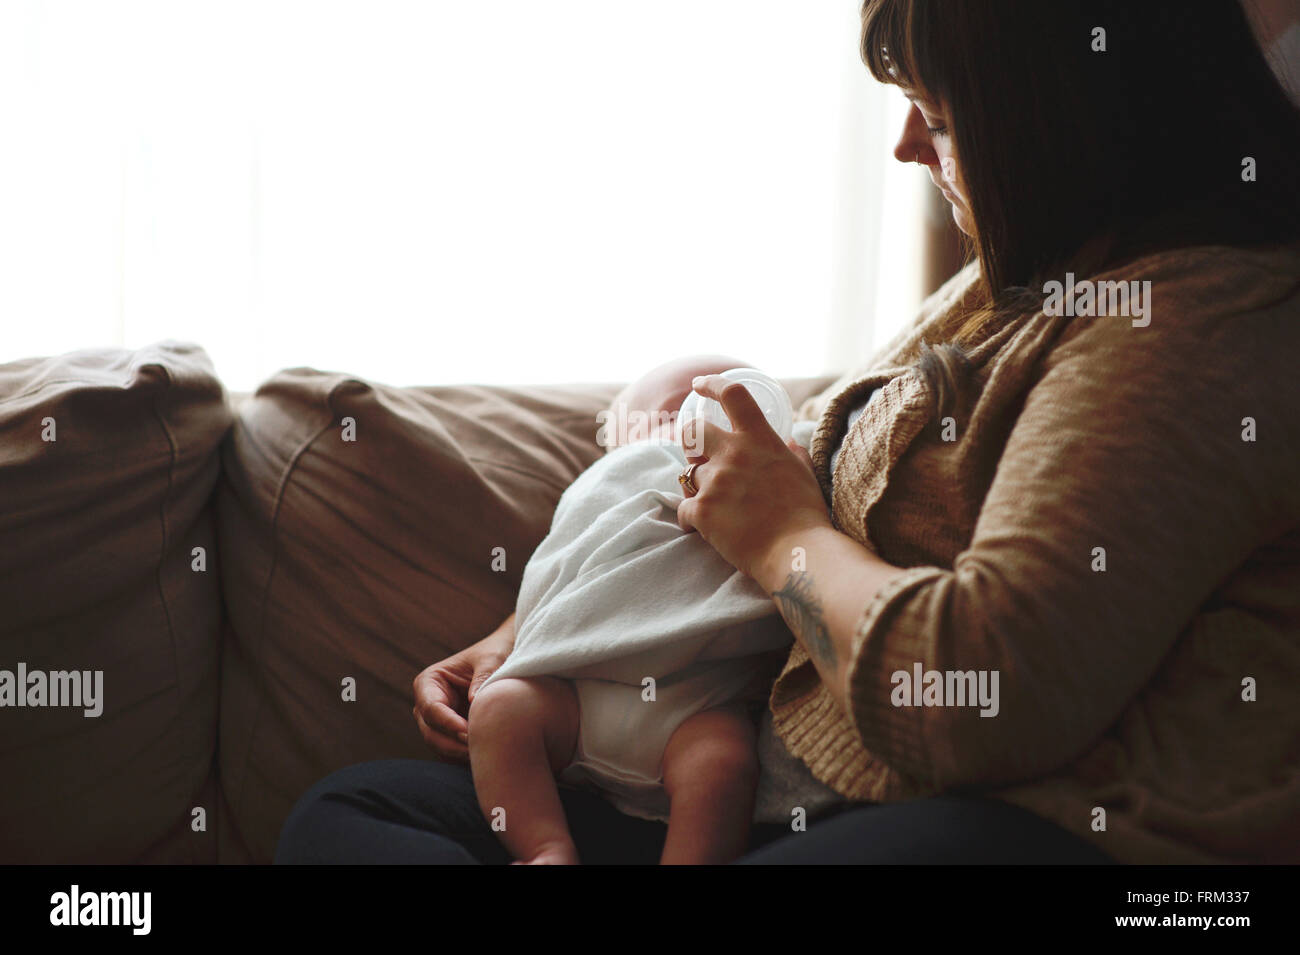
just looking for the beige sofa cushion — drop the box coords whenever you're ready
[0,341,231,863]
[215,368,835,863]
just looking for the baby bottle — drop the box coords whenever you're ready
[677,367,794,446]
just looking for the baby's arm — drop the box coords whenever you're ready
[601,354,751,452]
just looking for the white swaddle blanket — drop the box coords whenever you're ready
[482,420,820,822]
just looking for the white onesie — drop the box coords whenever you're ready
[481,420,818,822]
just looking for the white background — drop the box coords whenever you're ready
[0,0,924,391]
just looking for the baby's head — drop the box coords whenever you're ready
[600,354,751,452]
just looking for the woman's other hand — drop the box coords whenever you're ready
[412,612,516,763]
[677,375,831,583]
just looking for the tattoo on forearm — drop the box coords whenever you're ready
[772,572,835,668]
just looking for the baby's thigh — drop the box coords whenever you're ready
[468,676,580,771]
[661,703,759,793]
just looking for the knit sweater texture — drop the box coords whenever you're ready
[771,243,1300,863]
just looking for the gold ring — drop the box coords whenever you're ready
[678,462,700,496]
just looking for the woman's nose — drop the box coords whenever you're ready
[893,104,935,166]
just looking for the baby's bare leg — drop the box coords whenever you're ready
[660,704,760,865]
[468,675,580,864]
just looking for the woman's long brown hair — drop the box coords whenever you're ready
[860,0,1300,356]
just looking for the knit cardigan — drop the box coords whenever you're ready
[771,243,1300,864]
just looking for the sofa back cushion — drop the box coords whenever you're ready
[215,369,835,863]
[0,341,230,863]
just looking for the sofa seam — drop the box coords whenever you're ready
[226,379,349,841]
[0,375,153,406]
[143,361,196,863]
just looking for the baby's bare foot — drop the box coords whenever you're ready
[510,841,579,865]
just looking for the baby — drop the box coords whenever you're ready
[466,355,809,864]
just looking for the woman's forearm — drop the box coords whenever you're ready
[755,525,907,710]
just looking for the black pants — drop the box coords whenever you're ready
[274,759,1113,864]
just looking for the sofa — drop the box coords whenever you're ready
[0,340,834,863]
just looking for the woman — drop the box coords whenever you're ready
[276,0,1300,864]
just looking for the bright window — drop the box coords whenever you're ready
[0,0,922,391]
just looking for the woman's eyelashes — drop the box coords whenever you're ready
[927,124,949,137]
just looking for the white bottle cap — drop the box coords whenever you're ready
[677,368,794,446]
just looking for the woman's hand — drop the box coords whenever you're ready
[677,375,832,584]
[412,612,516,763]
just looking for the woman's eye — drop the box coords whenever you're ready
[927,124,949,137]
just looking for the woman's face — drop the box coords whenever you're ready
[893,89,975,236]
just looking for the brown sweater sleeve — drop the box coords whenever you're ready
[843,268,1300,789]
